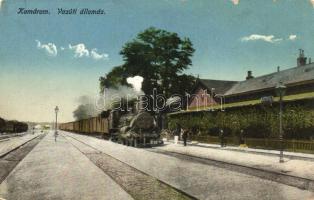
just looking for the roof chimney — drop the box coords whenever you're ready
[246,70,254,80]
[277,66,280,72]
[297,49,307,67]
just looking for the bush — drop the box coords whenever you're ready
[167,101,314,140]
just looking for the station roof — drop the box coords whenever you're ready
[168,91,314,116]
[195,79,238,94]
[224,63,314,96]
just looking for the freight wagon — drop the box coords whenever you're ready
[60,99,163,147]
[59,115,109,138]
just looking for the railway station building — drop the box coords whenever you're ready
[188,50,314,110]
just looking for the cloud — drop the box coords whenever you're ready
[231,0,239,5]
[69,43,109,60]
[288,35,297,41]
[69,43,90,58]
[35,41,109,61]
[232,0,311,6]
[0,0,3,9]
[35,40,57,56]
[91,49,109,60]
[241,34,282,43]
[230,0,296,6]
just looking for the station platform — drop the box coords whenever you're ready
[0,132,133,200]
[160,140,314,187]
[167,139,314,161]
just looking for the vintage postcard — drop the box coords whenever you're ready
[0,0,314,199]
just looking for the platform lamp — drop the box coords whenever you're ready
[275,82,286,163]
[54,106,59,134]
[214,94,225,111]
[211,88,215,111]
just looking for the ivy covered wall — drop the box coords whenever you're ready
[167,99,314,140]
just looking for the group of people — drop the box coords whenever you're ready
[174,124,248,148]
[175,123,189,146]
[175,123,229,148]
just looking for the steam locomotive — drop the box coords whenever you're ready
[59,99,163,147]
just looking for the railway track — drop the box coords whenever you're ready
[147,148,314,192]
[63,134,197,200]
[0,138,9,143]
[0,132,28,142]
[0,133,46,183]
[0,134,42,158]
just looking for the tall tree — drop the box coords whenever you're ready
[99,66,128,94]
[100,27,195,97]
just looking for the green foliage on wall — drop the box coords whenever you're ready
[168,101,314,140]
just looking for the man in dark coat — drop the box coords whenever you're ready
[182,128,188,146]
[176,123,181,140]
[219,129,224,147]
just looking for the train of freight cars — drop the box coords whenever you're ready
[0,118,28,133]
[60,106,163,147]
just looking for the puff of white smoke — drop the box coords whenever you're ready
[126,76,144,93]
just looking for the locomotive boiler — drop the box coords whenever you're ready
[110,110,162,147]
[60,98,163,147]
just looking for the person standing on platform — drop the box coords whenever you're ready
[219,129,224,147]
[182,128,188,146]
[176,123,181,138]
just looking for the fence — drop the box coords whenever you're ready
[189,135,314,154]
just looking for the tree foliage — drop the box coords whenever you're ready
[99,66,128,93]
[99,27,195,97]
